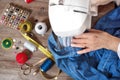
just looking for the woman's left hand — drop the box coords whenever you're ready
[71,29,120,54]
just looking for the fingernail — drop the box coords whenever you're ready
[77,51,80,54]
[71,44,73,46]
[71,44,75,47]
[77,51,82,54]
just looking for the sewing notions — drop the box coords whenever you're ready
[40,58,54,72]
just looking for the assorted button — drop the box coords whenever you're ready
[0,3,31,30]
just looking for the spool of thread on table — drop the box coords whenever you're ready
[25,0,33,3]
[40,58,54,72]
[23,41,37,52]
[35,22,47,36]
[16,52,28,64]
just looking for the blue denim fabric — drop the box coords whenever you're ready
[57,36,72,47]
[48,7,120,80]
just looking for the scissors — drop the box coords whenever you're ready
[21,57,47,75]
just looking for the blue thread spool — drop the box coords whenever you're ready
[40,58,54,72]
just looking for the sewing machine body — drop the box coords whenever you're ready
[49,0,91,37]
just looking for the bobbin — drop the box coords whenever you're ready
[35,22,47,36]
[40,58,54,72]
[23,41,37,52]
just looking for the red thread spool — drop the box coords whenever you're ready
[16,52,28,64]
[25,0,33,3]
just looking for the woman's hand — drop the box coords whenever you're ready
[71,29,120,54]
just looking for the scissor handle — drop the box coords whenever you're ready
[21,57,47,75]
[21,63,32,75]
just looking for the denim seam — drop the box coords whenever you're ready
[102,53,111,71]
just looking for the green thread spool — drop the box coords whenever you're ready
[1,38,13,49]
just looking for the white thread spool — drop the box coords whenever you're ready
[23,41,37,52]
[35,22,47,36]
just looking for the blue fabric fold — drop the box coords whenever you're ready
[48,7,120,80]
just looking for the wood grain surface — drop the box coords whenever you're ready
[0,0,115,80]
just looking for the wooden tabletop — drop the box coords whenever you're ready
[0,0,115,80]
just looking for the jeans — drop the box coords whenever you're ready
[48,7,120,80]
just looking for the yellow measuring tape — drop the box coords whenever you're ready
[19,21,32,33]
[21,32,54,61]
[21,32,62,80]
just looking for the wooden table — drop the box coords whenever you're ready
[0,0,115,80]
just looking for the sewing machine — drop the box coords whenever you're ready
[48,0,120,37]
[49,0,91,37]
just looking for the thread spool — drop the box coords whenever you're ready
[23,41,37,52]
[25,0,33,3]
[1,38,13,49]
[19,21,32,33]
[16,52,28,64]
[35,22,47,36]
[40,58,54,72]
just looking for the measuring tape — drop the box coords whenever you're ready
[20,32,62,80]
[21,32,54,61]
[19,21,32,33]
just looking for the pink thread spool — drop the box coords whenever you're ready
[16,52,28,64]
[16,49,32,64]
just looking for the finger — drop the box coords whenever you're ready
[77,48,91,54]
[88,29,102,33]
[73,29,101,39]
[71,38,88,44]
[74,33,91,39]
[71,43,86,48]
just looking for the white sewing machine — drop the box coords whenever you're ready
[49,0,91,37]
[48,0,120,37]
[48,0,119,47]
